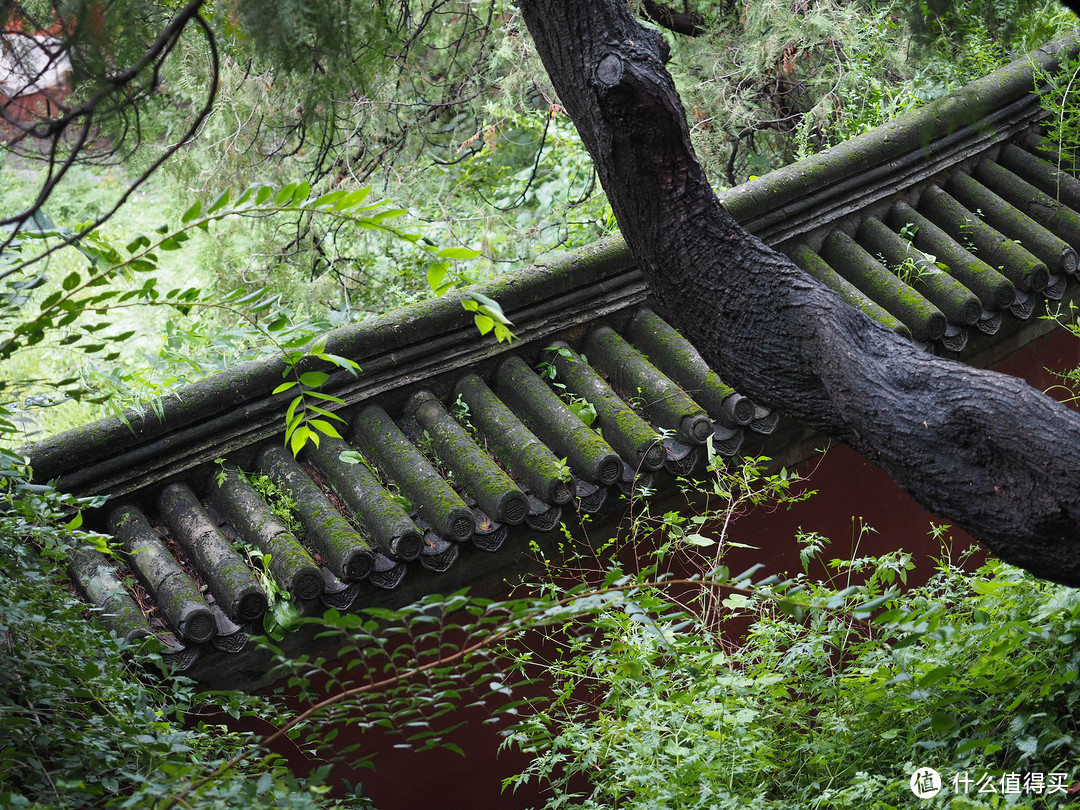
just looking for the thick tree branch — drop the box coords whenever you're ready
[641,0,706,37]
[518,0,1080,585]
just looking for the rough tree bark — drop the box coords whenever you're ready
[518,0,1080,585]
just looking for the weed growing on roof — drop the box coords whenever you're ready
[449,393,473,432]
[537,345,599,427]
[247,472,302,538]
[239,543,303,642]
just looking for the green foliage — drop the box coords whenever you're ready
[1036,50,1080,181]
[246,470,302,536]
[1,181,401,384]
[536,345,599,426]
[0,455,331,808]
[1,177,513,449]
[502,539,1080,809]
[245,545,305,642]
[654,0,1075,183]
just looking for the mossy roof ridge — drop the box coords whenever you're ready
[24,236,638,486]
[24,34,1078,486]
[41,38,1080,686]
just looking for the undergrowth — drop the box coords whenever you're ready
[503,538,1080,809]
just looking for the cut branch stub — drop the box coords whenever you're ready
[208,467,324,601]
[159,483,267,623]
[595,53,624,87]
[108,504,216,644]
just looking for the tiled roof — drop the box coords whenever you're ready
[32,35,1080,685]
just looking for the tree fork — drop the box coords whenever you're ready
[519,0,1080,585]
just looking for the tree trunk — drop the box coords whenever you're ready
[518,0,1080,585]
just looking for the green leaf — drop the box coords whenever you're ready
[275,183,298,206]
[309,419,342,439]
[292,181,311,204]
[125,234,151,252]
[256,772,274,795]
[683,533,715,547]
[315,353,361,374]
[207,188,231,214]
[427,263,448,293]
[305,390,347,405]
[775,600,806,622]
[929,712,957,733]
[333,187,372,210]
[919,666,955,689]
[62,272,80,291]
[437,246,482,259]
[306,405,345,422]
[854,591,897,615]
[464,291,513,324]
[474,314,495,335]
[181,200,202,223]
[285,397,303,430]
[371,208,407,221]
[272,381,298,395]
[311,190,346,208]
[299,371,329,388]
[289,425,310,456]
